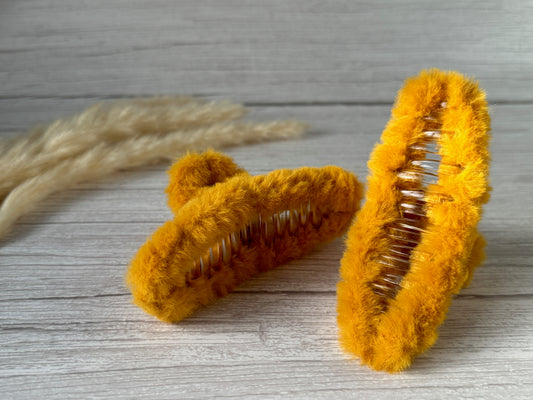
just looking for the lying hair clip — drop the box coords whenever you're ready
[128,150,363,322]
[337,69,491,372]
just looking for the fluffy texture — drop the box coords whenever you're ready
[127,151,363,323]
[0,97,307,239]
[0,97,243,199]
[337,69,491,372]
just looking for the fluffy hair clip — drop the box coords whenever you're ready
[337,69,491,372]
[128,150,363,322]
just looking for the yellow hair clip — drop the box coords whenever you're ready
[128,150,363,322]
[337,69,491,372]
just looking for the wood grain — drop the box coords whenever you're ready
[1,1,532,103]
[1,1,532,399]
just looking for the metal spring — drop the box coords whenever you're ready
[185,201,323,284]
[370,102,452,302]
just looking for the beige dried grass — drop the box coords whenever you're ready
[0,97,306,239]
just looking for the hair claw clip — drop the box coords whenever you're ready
[337,69,491,372]
[128,150,363,322]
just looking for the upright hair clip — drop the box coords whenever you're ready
[128,151,363,322]
[337,69,491,372]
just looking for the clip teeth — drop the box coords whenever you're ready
[274,212,287,236]
[186,203,324,284]
[289,209,299,233]
[371,103,449,303]
[263,215,275,242]
[221,238,231,264]
[423,129,441,138]
[300,206,308,225]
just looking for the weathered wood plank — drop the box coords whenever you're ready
[1,294,532,399]
[0,0,532,102]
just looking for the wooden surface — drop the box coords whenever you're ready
[1,1,532,399]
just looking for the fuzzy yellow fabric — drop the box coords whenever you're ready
[337,69,491,372]
[128,150,363,323]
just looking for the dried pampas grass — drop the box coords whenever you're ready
[0,97,306,240]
